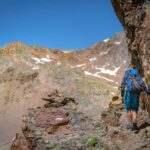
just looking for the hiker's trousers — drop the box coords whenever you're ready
[124,91,139,112]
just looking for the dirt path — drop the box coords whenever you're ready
[0,92,45,144]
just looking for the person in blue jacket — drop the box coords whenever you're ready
[121,64,150,130]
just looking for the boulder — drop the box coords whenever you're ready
[11,91,110,149]
[109,95,124,111]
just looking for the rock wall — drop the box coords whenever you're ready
[112,0,150,114]
[112,0,150,83]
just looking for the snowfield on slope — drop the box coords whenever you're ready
[84,71,114,82]
[95,66,120,76]
[32,56,53,64]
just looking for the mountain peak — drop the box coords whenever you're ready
[0,42,26,55]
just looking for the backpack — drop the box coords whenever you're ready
[126,69,142,93]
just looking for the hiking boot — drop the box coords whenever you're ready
[126,124,134,131]
[132,122,138,131]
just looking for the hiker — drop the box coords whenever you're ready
[121,64,150,130]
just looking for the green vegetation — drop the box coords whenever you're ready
[87,137,109,150]
[45,140,56,149]
[87,137,98,147]
[112,95,119,101]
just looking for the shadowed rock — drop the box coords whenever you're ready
[112,0,150,115]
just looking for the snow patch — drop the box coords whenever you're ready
[84,71,93,76]
[41,57,53,62]
[63,51,70,53]
[103,38,109,42]
[32,57,45,64]
[115,41,121,45]
[32,66,39,70]
[76,64,86,67]
[89,57,96,62]
[95,66,120,76]
[32,56,53,64]
[55,117,64,121]
[84,71,114,82]
[97,75,114,82]
[111,92,115,95]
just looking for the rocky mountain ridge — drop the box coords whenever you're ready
[0,32,130,148]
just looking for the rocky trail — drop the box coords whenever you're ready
[10,90,150,150]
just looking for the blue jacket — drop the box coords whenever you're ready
[121,68,150,97]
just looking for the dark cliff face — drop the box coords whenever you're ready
[111,0,150,115]
[111,0,150,85]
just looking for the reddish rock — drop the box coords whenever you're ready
[11,133,32,150]
[11,91,78,149]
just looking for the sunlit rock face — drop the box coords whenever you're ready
[112,0,150,114]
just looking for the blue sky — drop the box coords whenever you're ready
[0,0,122,50]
